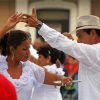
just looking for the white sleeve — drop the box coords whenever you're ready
[33,63,45,84]
[26,61,45,84]
[56,68,65,76]
[0,55,7,71]
[38,24,100,65]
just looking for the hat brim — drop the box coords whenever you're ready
[71,25,100,34]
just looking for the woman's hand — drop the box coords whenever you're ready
[0,13,23,39]
[61,76,72,86]
[3,13,23,31]
[53,76,72,86]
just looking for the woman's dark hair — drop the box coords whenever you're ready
[83,29,100,36]
[37,45,60,64]
[0,30,31,56]
[0,33,9,56]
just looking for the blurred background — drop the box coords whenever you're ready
[0,0,99,100]
[0,0,100,42]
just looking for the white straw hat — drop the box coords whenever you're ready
[76,15,100,31]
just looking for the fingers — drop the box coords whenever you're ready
[8,8,38,27]
[63,32,74,40]
[32,8,37,18]
[10,13,23,23]
[20,17,27,23]
[22,14,32,17]
[62,77,72,86]
[19,14,32,23]
[21,10,36,19]
[16,13,23,22]
[11,13,22,19]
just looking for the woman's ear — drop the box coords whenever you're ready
[9,46,14,54]
[9,46,15,60]
[47,56,51,64]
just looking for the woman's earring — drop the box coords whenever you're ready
[11,52,14,61]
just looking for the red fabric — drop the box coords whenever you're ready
[0,74,17,100]
[64,63,79,76]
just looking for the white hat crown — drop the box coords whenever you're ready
[76,15,100,30]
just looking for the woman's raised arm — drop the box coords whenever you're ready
[0,13,23,39]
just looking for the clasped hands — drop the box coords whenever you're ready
[19,8,41,28]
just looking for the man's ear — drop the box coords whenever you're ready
[90,29,97,39]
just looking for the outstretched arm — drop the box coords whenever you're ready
[44,69,72,86]
[0,13,23,39]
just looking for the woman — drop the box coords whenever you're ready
[0,14,72,100]
[32,45,64,100]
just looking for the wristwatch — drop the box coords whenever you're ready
[36,20,43,30]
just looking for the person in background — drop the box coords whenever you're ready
[22,8,100,100]
[30,37,48,65]
[0,13,72,100]
[64,55,79,100]
[64,55,79,78]
[33,37,45,50]
[32,45,64,100]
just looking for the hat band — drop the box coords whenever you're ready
[76,25,100,29]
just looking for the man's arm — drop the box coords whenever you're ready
[22,8,96,65]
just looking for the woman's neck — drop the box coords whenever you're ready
[6,55,20,67]
[6,56,22,79]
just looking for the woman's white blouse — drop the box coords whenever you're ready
[0,55,45,100]
[32,64,64,100]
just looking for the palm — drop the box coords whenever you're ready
[5,13,22,30]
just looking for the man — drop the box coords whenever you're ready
[23,9,100,100]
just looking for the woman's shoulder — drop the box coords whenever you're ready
[0,55,6,62]
[23,60,44,71]
[0,55,7,71]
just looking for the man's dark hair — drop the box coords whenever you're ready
[83,29,100,37]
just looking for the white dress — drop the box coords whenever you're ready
[32,64,64,100]
[0,55,45,100]
[38,23,100,100]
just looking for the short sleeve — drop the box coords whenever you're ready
[23,61,45,84]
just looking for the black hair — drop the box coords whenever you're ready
[0,30,31,56]
[58,51,66,64]
[83,29,100,37]
[0,33,9,56]
[37,45,60,64]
